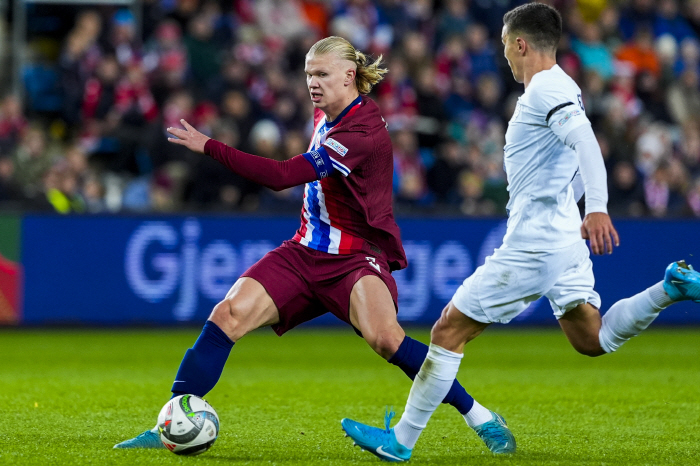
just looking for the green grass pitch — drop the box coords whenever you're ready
[2,327,699,465]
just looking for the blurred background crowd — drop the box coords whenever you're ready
[1,0,700,217]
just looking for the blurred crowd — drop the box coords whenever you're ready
[2,0,700,218]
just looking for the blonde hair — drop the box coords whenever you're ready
[308,36,387,95]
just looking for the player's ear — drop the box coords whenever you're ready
[345,68,356,87]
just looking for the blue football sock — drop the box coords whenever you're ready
[388,336,474,414]
[171,320,234,397]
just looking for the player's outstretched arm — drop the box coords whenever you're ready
[581,212,620,255]
[167,119,318,191]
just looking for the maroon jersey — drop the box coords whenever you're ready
[292,95,407,271]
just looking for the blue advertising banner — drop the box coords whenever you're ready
[21,214,700,325]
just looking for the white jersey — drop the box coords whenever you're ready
[502,64,591,250]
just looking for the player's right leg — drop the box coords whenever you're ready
[114,278,280,449]
[559,260,700,356]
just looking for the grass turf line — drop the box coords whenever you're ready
[1,327,699,465]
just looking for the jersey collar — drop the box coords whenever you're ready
[325,95,362,128]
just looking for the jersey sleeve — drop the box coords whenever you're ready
[533,82,591,143]
[319,129,373,177]
[301,146,335,179]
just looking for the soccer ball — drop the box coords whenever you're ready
[157,394,220,455]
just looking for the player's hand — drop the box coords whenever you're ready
[167,119,210,154]
[581,212,620,255]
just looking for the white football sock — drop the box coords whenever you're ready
[464,400,493,428]
[393,344,463,449]
[150,425,159,433]
[598,282,670,353]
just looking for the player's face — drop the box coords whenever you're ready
[502,26,524,83]
[305,52,357,118]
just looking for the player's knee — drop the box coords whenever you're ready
[209,300,247,341]
[368,329,404,360]
[573,340,606,357]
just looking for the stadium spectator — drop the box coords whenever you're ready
[679,123,700,176]
[654,0,697,44]
[0,95,28,154]
[399,31,433,84]
[184,13,224,96]
[375,56,417,129]
[42,161,86,214]
[81,173,107,213]
[0,156,24,204]
[143,20,189,106]
[108,9,140,66]
[392,129,429,205]
[597,6,624,49]
[619,0,657,41]
[435,0,473,48]
[253,0,309,45]
[413,65,448,148]
[465,23,500,84]
[688,176,700,215]
[427,139,464,205]
[666,67,700,125]
[571,22,615,80]
[330,0,383,52]
[435,35,470,92]
[636,123,672,177]
[59,10,103,124]
[615,26,662,78]
[13,127,56,199]
[686,0,700,38]
[607,160,647,217]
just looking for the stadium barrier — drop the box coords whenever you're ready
[15,214,700,326]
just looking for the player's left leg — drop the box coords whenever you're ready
[560,260,700,355]
[347,276,495,437]
[114,278,280,449]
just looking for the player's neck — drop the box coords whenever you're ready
[523,56,557,89]
[324,92,361,122]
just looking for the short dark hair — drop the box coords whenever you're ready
[503,3,562,53]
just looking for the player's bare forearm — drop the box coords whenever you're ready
[167,119,210,153]
[581,212,620,255]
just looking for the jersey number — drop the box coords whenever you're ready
[366,257,381,273]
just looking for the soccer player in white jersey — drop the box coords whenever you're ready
[341,3,700,462]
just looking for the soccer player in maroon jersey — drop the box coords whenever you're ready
[114,36,513,453]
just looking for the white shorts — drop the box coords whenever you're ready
[452,241,601,324]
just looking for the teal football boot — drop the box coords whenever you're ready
[113,429,165,449]
[472,411,516,454]
[663,261,700,303]
[341,410,412,462]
